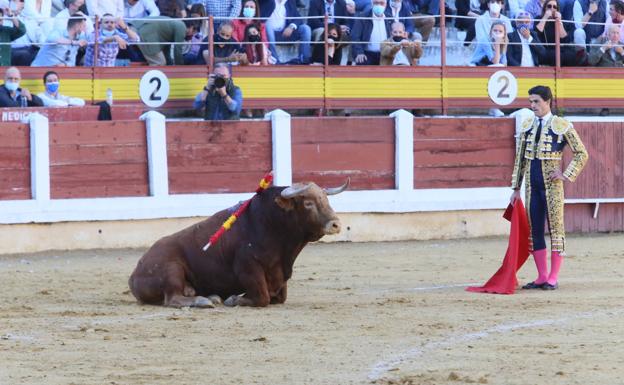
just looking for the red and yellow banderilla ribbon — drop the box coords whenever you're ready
[202,171,274,251]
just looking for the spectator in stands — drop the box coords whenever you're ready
[32,16,87,66]
[86,0,124,18]
[189,3,209,36]
[156,0,187,18]
[507,11,547,65]
[37,71,85,107]
[475,0,513,43]
[51,0,65,15]
[259,0,313,64]
[205,0,241,29]
[0,67,43,108]
[124,0,161,19]
[573,0,607,45]
[232,0,267,43]
[352,0,393,64]
[470,19,508,65]
[508,0,532,17]
[194,63,242,120]
[200,21,247,64]
[589,23,624,64]
[456,0,485,45]
[308,0,355,39]
[132,16,185,65]
[182,20,204,64]
[311,22,346,63]
[53,0,93,37]
[12,0,49,66]
[84,14,140,66]
[525,0,547,19]
[380,21,423,64]
[604,0,624,43]
[242,23,271,65]
[385,0,415,37]
[401,0,434,42]
[535,0,587,64]
[0,7,26,66]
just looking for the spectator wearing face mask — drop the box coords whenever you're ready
[37,71,85,107]
[507,11,546,66]
[84,15,140,66]
[232,0,269,45]
[352,0,393,65]
[242,24,271,65]
[470,20,508,65]
[200,21,247,65]
[475,0,514,44]
[311,22,345,64]
[31,17,88,66]
[182,20,204,64]
[0,66,43,108]
[380,21,423,65]
[0,7,25,66]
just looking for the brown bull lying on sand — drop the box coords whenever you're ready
[128,180,348,308]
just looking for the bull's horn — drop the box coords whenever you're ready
[281,183,312,199]
[324,178,350,196]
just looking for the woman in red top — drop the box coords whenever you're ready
[231,0,272,64]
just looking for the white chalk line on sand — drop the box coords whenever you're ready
[368,306,624,381]
[362,283,475,295]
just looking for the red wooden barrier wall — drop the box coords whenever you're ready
[49,120,149,199]
[291,117,395,190]
[166,120,272,194]
[0,123,30,200]
[413,118,516,189]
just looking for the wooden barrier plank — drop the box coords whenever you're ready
[292,171,393,190]
[167,121,271,144]
[169,171,268,194]
[0,123,29,147]
[50,121,146,145]
[50,144,146,166]
[51,163,148,199]
[0,148,30,170]
[414,165,511,189]
[0,170,30,200]
[168,143,271,173]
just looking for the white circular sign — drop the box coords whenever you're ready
[487,70,518,106]
[139,70,170,108]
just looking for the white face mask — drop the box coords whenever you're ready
[5,81,19,92]
[489,2,502,14]
[492,31,504,39]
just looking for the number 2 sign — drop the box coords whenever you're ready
[487,70,518,106]
[139,70,170,108]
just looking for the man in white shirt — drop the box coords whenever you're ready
[52,0,94,37]
[124,0,161,19]
[259,0,312,64]
[37,71,85,107]
[351,0,392,64]
[507,11,546,66]
[86,0,124,18]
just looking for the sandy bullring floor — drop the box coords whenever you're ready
[1,234,624,385]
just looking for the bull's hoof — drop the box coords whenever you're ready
[224,295,239,307]
[192,296,216,308]
[208,295,222,305]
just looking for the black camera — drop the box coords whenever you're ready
[213,75,226,88]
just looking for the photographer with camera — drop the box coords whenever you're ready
[193,63,243,121]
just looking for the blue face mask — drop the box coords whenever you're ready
[243,7,255,18]
[517,23,531,30]
[46,82,60,94]
[372,4,385,16]
[5,81,19,92]
[101,28,116,37]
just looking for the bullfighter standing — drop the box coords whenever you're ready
[510,85,588,290]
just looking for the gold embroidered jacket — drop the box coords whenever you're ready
[511,115,588,190]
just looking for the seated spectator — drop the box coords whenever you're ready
[124,0,160,19]
[507,11,547,65]
[0,67,43,108]
[132,16,185,65]
[84,14,140,66]
[589,23,624,64]
[475,0,513,43]
[37,71,85,107]
[380,21,422,64]
[308,0,355,39]
[189,3,209,36]
[603,0,624,43]
[470,20,508,65]
[508,0,532,17]
[232,0,268,44]
[242,23,271,65]
[51,0,65,15]
[200,21,247,64]
[193,63,242,121]
[352,0,393,64]
[12,0,47,66]
[386,0,414,39]
[311,22,346,64]
[52,0,94,37]
[182,20,204,64]
[86,0,124,18]
[401,0,434,42]
[31,16,88,66]
[535,0,587,65]
[0,7,26,66]
[259,0,312,64]
[156,0,187,18]
[205,0,241,27]
[525,0,547,19]
[573,0,607,46]
[456,0,485,45]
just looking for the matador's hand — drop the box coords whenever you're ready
[549,169,565,181]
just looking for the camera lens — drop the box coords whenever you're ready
[214,76,226,88]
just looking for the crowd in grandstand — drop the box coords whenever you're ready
[0,0,622,67]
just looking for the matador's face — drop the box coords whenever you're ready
[529,94,550,118]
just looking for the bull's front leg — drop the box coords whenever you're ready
[270,283,287,304]
[224,258,270,307]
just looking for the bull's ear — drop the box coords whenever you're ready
[275,196,295,211]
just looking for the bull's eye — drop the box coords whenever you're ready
[303,200,315,210]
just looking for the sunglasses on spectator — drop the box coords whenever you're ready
[546,3,558,8]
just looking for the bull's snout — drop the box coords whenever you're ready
[323,219,341,235]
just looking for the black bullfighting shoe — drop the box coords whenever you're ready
[522,281,545,289]
[542,283,558,290]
